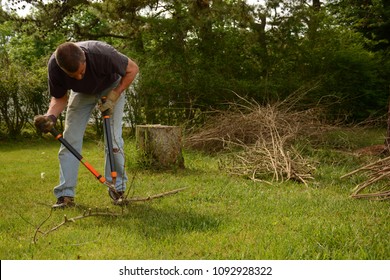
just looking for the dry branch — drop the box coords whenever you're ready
[33,187,187,243]
[118,187,188,205]
[33,207,120,243]
[341,156,390,200]
[185,93,323,185]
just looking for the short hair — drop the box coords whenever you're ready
[55,42,86,73]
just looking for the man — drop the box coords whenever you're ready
[34,41,139,208]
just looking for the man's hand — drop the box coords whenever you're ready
[98,90,120,115]
[34,115,56,133]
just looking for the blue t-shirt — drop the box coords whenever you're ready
[48,41,128,98]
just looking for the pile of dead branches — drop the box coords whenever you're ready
[221,131,316,186]
[341,157,390,200]
[185,91,327,185]
[185,93,325,152]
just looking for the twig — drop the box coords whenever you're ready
[33,187,188,243]
[114,187,188,205]
[340,155,390,178]
[127,187,188,202]
[351,190,390,200]
[33,208,54,243]
[33,207,119,243]
[341,156,390,200]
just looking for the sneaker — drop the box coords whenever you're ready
[52,196,75,209]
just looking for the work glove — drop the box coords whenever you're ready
[34,115,56,133]
[98,90,120,116]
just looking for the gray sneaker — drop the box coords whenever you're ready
[52,196,75,209]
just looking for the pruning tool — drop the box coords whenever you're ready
[101,96,117,186]
[49,126,118,196]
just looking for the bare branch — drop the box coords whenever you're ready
[341,156,390,200]
[32,187,188,243]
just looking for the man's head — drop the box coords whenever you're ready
[55,42,86,80]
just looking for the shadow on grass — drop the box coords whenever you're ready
[125,165,213,179]
[35,201,222,242]
[121,203,223,238]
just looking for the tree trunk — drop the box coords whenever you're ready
[313,0,321,12]
[136,125,185,169]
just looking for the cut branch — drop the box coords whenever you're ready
[120,187,188,204]
[341,156,390,200]
[33,187,188,243]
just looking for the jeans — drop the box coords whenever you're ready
[53,80,127,198]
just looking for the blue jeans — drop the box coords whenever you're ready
[53,80,127,198]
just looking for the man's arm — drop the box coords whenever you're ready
[98,58,139,114]
[111,58,139,96]
[34,95,68,133]
[46,94,69,118]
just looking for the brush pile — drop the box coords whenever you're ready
[185,94,326,185]
[341,156,390,200]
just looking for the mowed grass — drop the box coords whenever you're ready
[0,128,389,260]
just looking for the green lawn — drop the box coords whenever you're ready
[0,130,389,260]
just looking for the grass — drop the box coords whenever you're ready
[0,128,389,260]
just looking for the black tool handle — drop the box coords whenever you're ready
[49,127,110,185]
[50,127,82,160]
[101,97,116,181]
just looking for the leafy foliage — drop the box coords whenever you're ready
[0,0,389,137]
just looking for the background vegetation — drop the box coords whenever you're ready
[0,0,390,138]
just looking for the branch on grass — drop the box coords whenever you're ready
[33,187,188,243]
[340,155,390,179]
[33,207,121,244]
[120,187,188,204]
[351,190,390,200]
[341,156,390,200]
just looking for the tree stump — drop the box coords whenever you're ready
[136,125,185,169]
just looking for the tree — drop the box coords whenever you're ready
[0,10,51,137]
[1,0,389,137]
[328,0,390,51]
